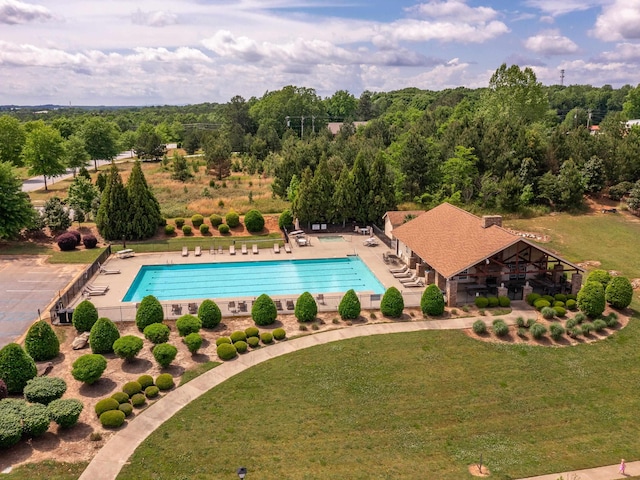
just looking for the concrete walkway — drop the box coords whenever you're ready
[518,462,638,480]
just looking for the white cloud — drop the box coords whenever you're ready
[597,42,640,62]
[524,0,606,17]
[593,0,640,41]
[525,30,579,55]
[407,0,499,23]
[131,9,178,27]
[0,0,51,24]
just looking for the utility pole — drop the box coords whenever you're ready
[587,109,592,128]
[560,69,565,86]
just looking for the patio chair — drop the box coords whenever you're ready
[274,299,283,310]
[238,301,247,312]
[210,246,215,255]
[99,264,121,275]
[195,246,202,256]
[316,293,325,305]
[284,243,292,253]
[389,265,408,275]
[286,299,295,310]
[229,245,236,255]
[399,274,419,284]
[241,244,248,255]
[393,269,413,279]
[273,243,280,254]
[181,246,188,257]
[188,302,198,314]
[363,237,378,247]
[252,244,258,254]
[403,278,424,288]
[172,304,182,315]
[218,246,223,254]
[228,301,238,314]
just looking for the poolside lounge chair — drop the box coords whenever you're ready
[404,278,425,288]
[363,237,379,247]
[188,302,198,314]
[172,304,182,315]
[316,293,325,305]
[284,243,292,253]
[274,299,283,310]
[393,269,413,279]
[228,301,238,313]
[399,274,419,284]
[218,246,223,254]
[273,243,280,254]
[195,246,202,256]
[389,265,408,275]
[229,245,236,255]
[181,246,188,257]
[210,246,215,255]
[241,244,248,255]
[286,299,295,310]
[252,244,258,254]
[99,263,120,275]
[83,285,109,296]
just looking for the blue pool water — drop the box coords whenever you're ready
[122,257,385,302]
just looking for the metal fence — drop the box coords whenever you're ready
[372,223,393,248]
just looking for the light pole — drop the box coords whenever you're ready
[237,466,247,479]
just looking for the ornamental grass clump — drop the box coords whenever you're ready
[176,314,202,336]
[198,299,221,329]
[472,320,487,335]
[541,307,556,319]
[47,398,83,428]
[492,319,509,337]
[89,317,120,354]
[549,322,565,341]
[144,323,170,344]
[135,295,164,332]
[338,289,361,320]
[593,319,607,332]
[605,312,619,328]
[25,320,60,361]
[581,322,594,335]
[23,377,67,405]
[294,292,318,322]
[252,294,278,326]
[72,300,99,333]
[380,287,404,318]
[531,323,547,339]
[152,343,178,368]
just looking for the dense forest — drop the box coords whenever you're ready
[2,64,640,239]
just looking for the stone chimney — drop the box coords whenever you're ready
[482,215,502,228]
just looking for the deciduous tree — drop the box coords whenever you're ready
[0,115,26,166]
[0,162,36,239]
[22,122,66,190]
[81,117,120,171]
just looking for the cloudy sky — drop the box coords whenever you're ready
[1,0,640,106]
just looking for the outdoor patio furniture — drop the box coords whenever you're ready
[210,246,215,255]
[181,246,188,257]
[195,246,202,256]
[229,245,236,255]
[228,301,237,313]
[403,279,424,288]
[99,263,120,275]
[188,303,198,314]
[389,265,408,275]
[116,248,134,259]
[393,269,413,279]
[274,299,283,310]
[273,243,280,253]
[218,246,223,254]
[238,301,247,312]
[286,299,295,310]
[399,274,419,284]
[172,304,182,315]
[316,294,325,305]
[363,237,378,247]
[284,243,292,253]
[252,244,258,254]
[242,244,248,255]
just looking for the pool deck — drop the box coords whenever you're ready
[71,234,423,320]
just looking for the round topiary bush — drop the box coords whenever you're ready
[71,354,107,385]
[216,337,231,346]
[122,381,142,397]
[199,224,209,234]
[0,406,22,448]
[534,299,551,311]
[541,307,556,319]
[176,314,202,336]
[23,377,67,405]
[191,214,204,228]
[260,332,274,344]
[542,295,555,303]
[218,224,230,234]
[531,323,547,339]
[492,319,509,337]
[244,327,259,338]
[487,297,499,308]
[278,209,294,229]
[252,294,278,326]
[577,281,606,318]
[144,323,170,344]
[152,343,178,368]
[210,214,223,226]
[380,287,404,318]
[294,292,318,322]
[89,317,120,354]
[472,319,487,334]
[586,269,612,288]
[182,225,192,235]
[184,332,203,354]
[554,306,566,317]
[244,209,265,233]
[135,295,164,332]
[549,322,565,341]
[95,398,120,416]
[554,293,567,302]
[234,340,248,353]
[0,343,37,394]
[68,230,81,244]
[498,296,511,308]
[22,403,50,438]
[526,293,541,305]
[100,410,126,428]
[155,374,174,391]
[198,299,222,329]
[272,328,286,340]
[137,375,154,390]
[175,218,185,228]
[566,299,577,310]
[25,320,60,361]
[113,335,144,361]
[247,336,260,348]
[230,330,247,343]
[111,392,130,404]
[605,276,633,309]
[145,386,160,398]
[217,343,237,360]
[131,393,146,407]
[56,232,78,251]
[338,289,361,320]
[225,211,240,228]
[475,296,489,308]
[119,403,133,417]
[72,299,99,333]
[47,398,83,428]
[164,225,175,235]
[82,234,98,249]
[421,284,445,316]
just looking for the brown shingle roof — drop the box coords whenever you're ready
[383,210,425,228]
[392,203,519,278]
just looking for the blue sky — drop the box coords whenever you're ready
[1,0,639,105]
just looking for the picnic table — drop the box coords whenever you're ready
[116,249,134,259]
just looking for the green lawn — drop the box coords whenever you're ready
[1,461,87,480]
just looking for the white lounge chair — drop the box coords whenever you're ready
[98,263,120,275]
[181,246,188,257]
[393,269,413,279]
[404,279,425,288]
[252,244,258,254]
[229,245,236,255]
[284,243,292,253]
[195,246,202,256]
[363,237,379,247]
[241,244,248,255]
[399,274,419,284]
[273,243,280,254]
[389,265,408,274]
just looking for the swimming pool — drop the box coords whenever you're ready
[122,257,385,302]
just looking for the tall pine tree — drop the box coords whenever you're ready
[310,157,334,223]
[368,153,396,223]
[96,163,129,241]
[351,150,371,224]
[332,165,356,226]
[127,160,162,240]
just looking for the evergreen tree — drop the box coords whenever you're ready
[292,167,315,225]
[43,197,71,232]
[171,151,193,182]
[310,158,334,222]
[368,153,396,223]
[127,160,162,240]
[332,165,355,226]
[351,151,371,224]
[96,163,129,241]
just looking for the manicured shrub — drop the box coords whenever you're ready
[184,333,203,354]
[216,337,231,346]
[554,306,566,317]
[549,323,565,341]
[144,323,170,344]
[244,326,259,338]
[605,276,633,309]
[554,294,567,302]
[260,332,274,344]
[155,374,174,391]
[0,406,22,448]
[198,299,222,329]
[25,320,60,361]
[122,381,142,397]
[83,234,98,248]
[252,294,278,326]
[498,296,511,308]
[89,317,120,354]
[0,380,7,400]
[525,318,537,328]
[553,301,565,308]
[574,312,586,323]
[57,232,78,251]
[72,299,99,333]
[247,336,260,348]
[566,293,577,300]
[541,307,556,319]
[244,209,265,233]
[47,398,83,428]
[164,225,175,235]
[472,320,487,334]
[566,299,577,310]
[295,292,318,322]
[273,328,286,340]
[95,398,119,417]
[218,224,230,234]
[176,314,201,336]
[534,299,551,311]
[581,322,594,335]
[136,295,164,332]
[229,330,247,343]
[225,211,240,228]
[217,343,237,360]
[199,224,209,234]
[100,410,125,428]
[577,282,606,318]
[191,214,204,228]
[339,289,362,320]
[111,392,130,404]
[175,218,185,228]
[145,386,160,398]
[531,323,547,339]
[586,269,612,288]
[492,319,509,337]
[526,293,541,305]
[568,327,582,338]
[137,375,154,390]
[152,343,178,368]
[593,319,607,332]
[487,297,499,308]
[421,284,445,316]
[182,225,192,235]
[67,229,81,244]
[119,403,133,417]
[113,335,144,361]
[71,354,107,384]
[23,403,50,438]
[209,214,222,226]
[131,393,146,407]
[516,316,525,328]
[380,287,404,318]
[474,297,489,308]
[0,343,37,394]
[566,318,578,329]
[23,377,67,405]
[278,209,294,229]
[234,340,248,353]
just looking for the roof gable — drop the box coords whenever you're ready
[383,210,425,228]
